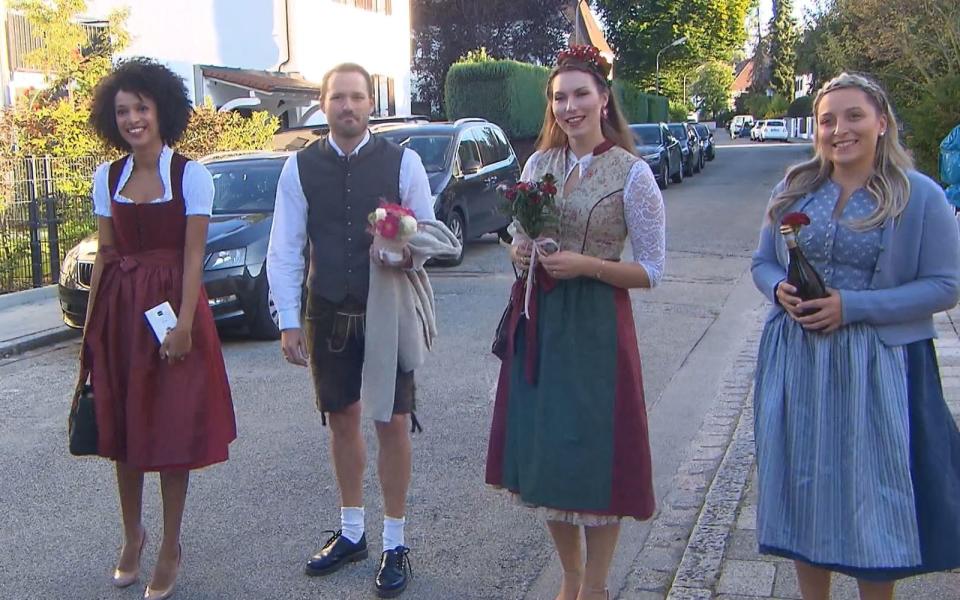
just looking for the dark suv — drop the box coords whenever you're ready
[373,118,521,265]
[58,151,289,339]
[630,122,683,189]
[668,122,703,177]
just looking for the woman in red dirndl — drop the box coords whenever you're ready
[79,58,235,600]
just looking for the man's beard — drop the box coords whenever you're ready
[329,112,368,138]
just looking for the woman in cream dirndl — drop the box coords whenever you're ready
[485,45,665,600]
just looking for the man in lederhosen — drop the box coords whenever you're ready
[267,63,434,598]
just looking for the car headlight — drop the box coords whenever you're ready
[204,248,247,271]
[642,153,660,162]
[60,245,80,286]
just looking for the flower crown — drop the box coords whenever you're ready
[556,44,612,80]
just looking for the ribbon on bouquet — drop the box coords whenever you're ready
[515,227,559,318]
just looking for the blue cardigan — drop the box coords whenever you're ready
[751,170,960,346]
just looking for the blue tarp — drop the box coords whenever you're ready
[941,124,960,209]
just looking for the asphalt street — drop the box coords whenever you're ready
[0,134,812,600]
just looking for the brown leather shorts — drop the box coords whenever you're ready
[304,295,415,416]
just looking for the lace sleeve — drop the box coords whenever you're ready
[623,160,666,286]
[520,151,540,181]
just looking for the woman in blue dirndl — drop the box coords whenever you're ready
[751,72,960,600]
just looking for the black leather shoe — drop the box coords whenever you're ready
[375,546,412,598]
[305,530,368,576]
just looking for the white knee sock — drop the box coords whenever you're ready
[341,506,365,544]
[382,516,406,550]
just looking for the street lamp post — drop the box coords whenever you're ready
[656,36,688,96]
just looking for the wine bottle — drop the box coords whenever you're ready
[779,224,829,303]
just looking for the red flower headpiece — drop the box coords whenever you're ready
[556,44,612,80]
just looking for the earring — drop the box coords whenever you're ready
[602,107,609,119]
[880,130,886,137]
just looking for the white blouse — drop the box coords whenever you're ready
[523,149,666,286]
[92,145,215,217]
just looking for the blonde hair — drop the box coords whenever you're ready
[767,72,913,229]
[535,61,636,155]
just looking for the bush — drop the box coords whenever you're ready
[765,94,791,118]
[902,75,960,181]
[178,100,279,160]
[669,100,691,122]
[445,59,550,139]
[788,95,813,117]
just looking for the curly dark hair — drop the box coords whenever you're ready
[89,57,192,151]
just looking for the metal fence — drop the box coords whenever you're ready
[0,156,99,294]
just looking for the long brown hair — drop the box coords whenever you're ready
[767,72,913,229]
[535,60,635,155]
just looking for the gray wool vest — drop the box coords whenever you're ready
[297,134,403,304]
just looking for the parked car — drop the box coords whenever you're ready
[760,119,790,142]
[629,122,684,189]
[693,123,715,161]
[668,122,702,176]
[372,118,520,265]
[684,122,706,171]
[59,151,290,338]
[750,120,766,141]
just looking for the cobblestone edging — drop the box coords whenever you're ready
[617,314,764,600]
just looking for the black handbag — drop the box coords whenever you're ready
[68,370,98,456]
[491,302,512,359]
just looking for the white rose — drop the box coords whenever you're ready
[375,208,387,221]
[400,215,418,236]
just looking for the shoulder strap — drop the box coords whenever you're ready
[107,155,130,199]
[170,152,189,200]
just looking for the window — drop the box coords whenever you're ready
[332,0,392,16]
[371,75,395,117]
[457,131,482,174]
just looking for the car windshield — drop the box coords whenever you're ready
[378,133,453,173]
[668,125,687,139]
[208,160,285,214]
[630,126,662,145]
[695,125,708,137]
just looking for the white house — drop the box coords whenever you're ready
[0,0,413,126]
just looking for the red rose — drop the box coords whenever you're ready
[517,182,532,193]
[541,182,557,195]
[529,191,541,204]
[505,189,517,201]
[781,212,811,228]
[380,215,400,239]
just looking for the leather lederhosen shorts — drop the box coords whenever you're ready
[304,295,416,418]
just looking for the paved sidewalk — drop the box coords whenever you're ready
[0,285,78,358]
[638,308,960,600]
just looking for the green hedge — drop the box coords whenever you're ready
[445,60,550,139]
[445,60,668,137]
[613,80,650,123]
[647,95,669,123]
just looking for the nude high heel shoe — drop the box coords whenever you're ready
[143,544,181,600]
[112,528,147,588]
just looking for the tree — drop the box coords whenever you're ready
[768,0,798,100]
[593,0,753,99]
[691,61,735,118]
[411,0,569,114]
[749,35,771,94]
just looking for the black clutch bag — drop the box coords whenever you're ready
[491,302,512,359]
[69,372,98,456]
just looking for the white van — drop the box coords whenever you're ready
[729,115,754,137]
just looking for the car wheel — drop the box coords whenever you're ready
[249,276,281,340]
[671,160,683,184]
[693,154,702,173]
[441,209,465,266]
[683,156,693,177]
[658,162,668,190]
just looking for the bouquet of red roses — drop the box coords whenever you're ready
[498,174,559,240]
[368,200,419,265]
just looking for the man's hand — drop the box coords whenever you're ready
[281,328,309,366]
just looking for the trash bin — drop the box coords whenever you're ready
[941,124,960,212]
